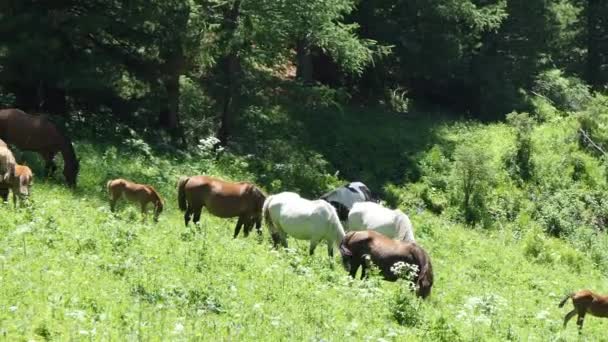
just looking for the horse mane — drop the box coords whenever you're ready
[325,201,346,243]
[146,185,164,207]
[249,184,267,214]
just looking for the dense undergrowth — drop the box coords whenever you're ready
[2,82,608,340]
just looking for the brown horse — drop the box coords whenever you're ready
[0,108,79,187]
[177,175,266,238]
[339,230,434,298]
[0,164,33,207]
[559,290,608,332]
[107,179,164,222]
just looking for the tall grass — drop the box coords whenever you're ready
[2,94,608,339]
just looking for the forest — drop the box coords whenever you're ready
[2,0,608,340]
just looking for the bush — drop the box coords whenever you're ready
[450,142,494,227]
[385,87,411,114]
[578,93,608,156]
[180,76,217,144]
[533,69,591,112]
[505,112,535,182]
[390,262,423,326]
[0,91,15,107]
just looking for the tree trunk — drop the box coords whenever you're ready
[216,0,242,147]
[587,0,601,89]
[217,53,240,146]
[296,39,313,84]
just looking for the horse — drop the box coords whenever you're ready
[0,141,16,183]
[0,141,17,205]
[0,108,79,187]
[107,179,164,222]
[320,181,375,221]
[347,201,416,242]
[0,164,33,207]
[177,175,266,238]
[339,230,433,298]
[263,191,346,258]
[559,290,608,332]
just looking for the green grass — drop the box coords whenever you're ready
[1,134,607,341]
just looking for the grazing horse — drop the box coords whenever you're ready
[320,181,375,221]
[0,164,33,207]
[340,230,433,298]
[347,201,416,242]
[559,290,608,332]
[107,179,164,222]
[0,108,79,187]
[0,141,16,183]
[177,175,266,238]
[263,192,346,258]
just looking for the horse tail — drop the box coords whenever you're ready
[416,248,433,299]
[397,211,416,242]
[251,185,267,216]
[558,293,573,308]
[263,195,274,232]
[177,176,189,212]
[326,202,346,246]
[106,179,113,194]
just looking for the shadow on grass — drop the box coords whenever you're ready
[229,79,457,197]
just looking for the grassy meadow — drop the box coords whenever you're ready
[2,102,608,341]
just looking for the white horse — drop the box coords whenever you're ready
[347,201,416,242]
[320,181,374,221]
[263,191,346,257]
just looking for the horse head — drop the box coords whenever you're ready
[64,157,80,188]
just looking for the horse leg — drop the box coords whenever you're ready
[192,204,203,226]
[563,310,576,328]
[255,216,262,236]
[184,205,192,226]
[109,193,119,212]
[309,241,318,256]
[349,260,361,278]
[42,151,57,177]
[242,217,252,237]
[327,242,334,258]
[361,255,373,280]
[12,187,17,208]
[233,216,244,239]
[576,313,586,333]
[0,188,8,203]
[141,202,149,222]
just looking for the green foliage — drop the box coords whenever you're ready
[450,142,494,226]
[0,90,15,107]
[533,69,591,112]
[385,87,411,114]
[578,93,608,155]
[505,111,535,182]
[390,262,423,326]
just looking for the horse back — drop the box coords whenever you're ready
[0,108,63,149]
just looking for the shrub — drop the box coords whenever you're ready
[385,87,411,114]
[533,69,591,112]
[0,91,15,107]
[450,142,493,226]
[578,93,608,156]
[505,112,535,182]
[390,262,423,326]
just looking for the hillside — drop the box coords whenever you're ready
[1,100,608,340]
